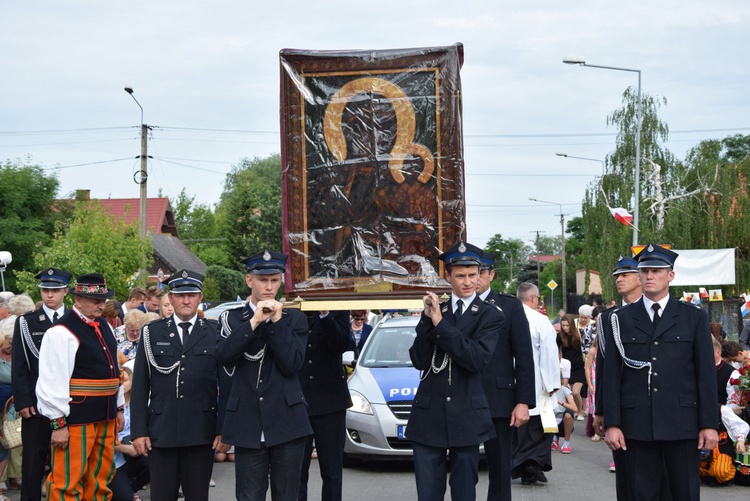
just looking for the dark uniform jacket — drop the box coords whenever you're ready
[299,311,353,416]
[594,305,616,416]
[481,291,536,417]
[12,307,62,410]
[214,304,312,448]
[130,315,223,448]
[406,296,504,448]
[602,297,719,440]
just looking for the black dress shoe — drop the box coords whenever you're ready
[521,476,536,485]
[525,464,548,483]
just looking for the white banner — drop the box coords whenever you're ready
[670,248,735,286]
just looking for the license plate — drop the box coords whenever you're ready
[397,425,407,439]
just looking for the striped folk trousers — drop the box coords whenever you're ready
[46,420,117,501]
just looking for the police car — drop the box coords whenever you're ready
[344,314,420,461]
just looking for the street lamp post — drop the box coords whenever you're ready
[529,198,567,312]
[562,55,642,247]
[124,87,149,240]
[555,152,605,176]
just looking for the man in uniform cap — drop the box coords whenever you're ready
[407,242,504,501]
[594,255,647,494]
[602,244,718,500]
[476,253,535,501]
[36,273,124,501]
[12,267,72,501]
[131,269,229,501]
[215,250,312,501]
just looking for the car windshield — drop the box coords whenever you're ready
[359,324,416,368]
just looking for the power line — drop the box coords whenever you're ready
[2,125,749,138]
[48,158,136,170]
[0,126,132,135]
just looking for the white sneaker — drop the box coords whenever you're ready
[209,479,216,487]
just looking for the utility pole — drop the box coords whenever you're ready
[138,122,148,239]
[529,198,567,312]
[124,87,149,239]
[559,211,567,313]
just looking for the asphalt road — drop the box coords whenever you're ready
[7,423,750,500]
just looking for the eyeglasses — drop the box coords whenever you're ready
[352,317,366,321]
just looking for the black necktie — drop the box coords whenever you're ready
[179,322,191,343]
[52,312,59,323]
[455,300,463,322]
[651,303,661,329]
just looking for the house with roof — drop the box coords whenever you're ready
[75,191,207,282]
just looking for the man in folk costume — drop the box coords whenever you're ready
[131,269,229,501]
[13,267,72,501]
[406,242,504,501]
[35,273,124,500]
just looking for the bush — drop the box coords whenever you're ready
[204,265,248,302]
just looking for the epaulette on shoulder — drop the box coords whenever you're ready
[22,308,39,319]
[200,317,219,327]
[484,300,504,314]
[498,292,516,299]
[613,303,633,313]
[219,304,249,321]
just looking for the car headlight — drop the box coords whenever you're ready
[348,390,373,415]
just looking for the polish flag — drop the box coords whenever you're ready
[609,207,633,226]
[741,294,750,318]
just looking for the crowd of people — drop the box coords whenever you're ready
[0,240,746,501]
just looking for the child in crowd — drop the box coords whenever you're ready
[559,349,571,388]
[700,405,749,486]
[551,357,577,454]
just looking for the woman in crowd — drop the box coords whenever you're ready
[348,310,372,356]
[558,315,585,421]
[158,293,173,319]
[576,305,593,353]
[103,300,124,329]
[584,335,599,441]
[0,320,14,500]
[116,310,146,361]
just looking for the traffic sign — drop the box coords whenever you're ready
[547,280,558,290]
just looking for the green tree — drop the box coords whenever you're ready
[516,263,541,288]
[580,88,677,300]
[0,160,65,291]
[218,154,283,264]
[171,189,231,267]
[665,133,750,294]
[483,234,531,293]
[15,201,153,300]
[536,235,562,256]
[203,265,249,302]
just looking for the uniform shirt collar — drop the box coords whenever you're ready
[641,295,669,321]
[452,293,476,312]
[42,304,64,321]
